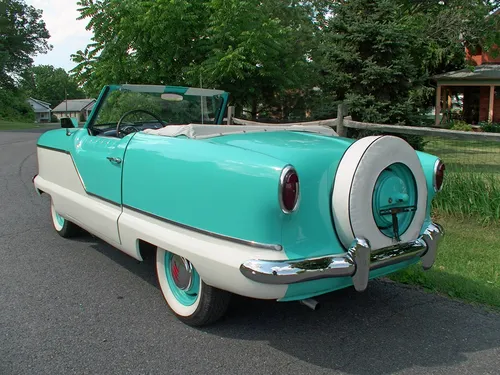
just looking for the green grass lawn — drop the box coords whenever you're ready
[423,137,500,223]
[0,120,56,130]
[411,138,500,308]
[390,216,500,310]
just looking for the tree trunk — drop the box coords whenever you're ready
[251,98,258,121]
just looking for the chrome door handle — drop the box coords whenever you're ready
[106,156,122,164]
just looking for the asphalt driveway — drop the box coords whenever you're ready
[1,128,499,375]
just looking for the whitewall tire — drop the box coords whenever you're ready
[50,198,81,238]
[156,247,231,326]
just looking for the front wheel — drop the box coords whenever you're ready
[50,198,81,238]
[156,247,231,326]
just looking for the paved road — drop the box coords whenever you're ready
[1,128,499,375]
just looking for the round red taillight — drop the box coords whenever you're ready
[280,167,299,213]
[434,160,445,192]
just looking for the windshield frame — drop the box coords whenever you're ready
[84,84,230,132]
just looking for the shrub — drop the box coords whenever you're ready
[479,121,500,133]
[0,88,35,122]
[450,120,472,132]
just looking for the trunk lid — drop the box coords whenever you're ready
[206,130,354,171]
[207,130,355,259]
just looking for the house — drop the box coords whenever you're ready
[433,57,500,126]
[433,12,500,125]
[27,98,51,123]
[52,99,96,121]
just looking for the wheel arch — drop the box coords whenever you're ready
[137,238,157,262]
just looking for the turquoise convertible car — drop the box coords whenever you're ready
[33,84,444,326]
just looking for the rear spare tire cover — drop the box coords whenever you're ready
[332,135,427,250]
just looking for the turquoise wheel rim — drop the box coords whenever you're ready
[54,210,65,227]
[164,252,200,306]
[372,162,418,238]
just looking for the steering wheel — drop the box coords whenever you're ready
[116,109,166,138]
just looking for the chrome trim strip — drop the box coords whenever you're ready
[278,165,300,214]
[122,204,283,251]
[240,222,444,290]
[70,154,87,191]
[37,144,69,154]
[87,192,121,207]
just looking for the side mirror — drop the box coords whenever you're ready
[61,117,79,128]
[60,117,75,129]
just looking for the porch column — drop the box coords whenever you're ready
[489,85,495,123]
[435,84,442,126]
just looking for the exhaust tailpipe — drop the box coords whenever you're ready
[300,298,320,311]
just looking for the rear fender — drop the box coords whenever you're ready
[121,132,289,247]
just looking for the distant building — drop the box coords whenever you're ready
[27,98,51,123]
[52,99,96,121]
[433,10,500,125]
[434,64,500,125]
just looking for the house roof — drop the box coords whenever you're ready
[433,64,500,83]
[53,99,95,112]
[28,97,51,110]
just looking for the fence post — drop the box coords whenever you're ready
[227,106,234,125]
[337,103,347,137]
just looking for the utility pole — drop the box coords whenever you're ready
[65,88,68,116]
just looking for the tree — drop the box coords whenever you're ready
[0,87,34,121]
[0,0,51,89]
[187,0,320,119]
[20,65,86,107]
[71,0,209,96]
[71,0,500,125]
[0,0,50,121]
[318,0,500,125]
[71,0,321,119]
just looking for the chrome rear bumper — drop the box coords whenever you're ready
[240,223,443,292]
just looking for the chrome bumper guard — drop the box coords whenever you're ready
[240,223,444,292]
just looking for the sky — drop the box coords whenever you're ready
[26,0,93,72]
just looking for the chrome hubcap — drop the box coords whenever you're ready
[169,254,193,290]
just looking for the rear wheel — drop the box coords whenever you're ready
[156,247,231,326]
[50,198,81,238]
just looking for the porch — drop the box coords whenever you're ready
[433,64,500,126]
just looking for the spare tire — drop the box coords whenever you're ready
[332,135,427,250]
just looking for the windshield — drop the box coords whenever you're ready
[90,85,227,134]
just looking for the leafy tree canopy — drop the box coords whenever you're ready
[0,0,51,89]
[71,0,323,119]
[0,87,34,121]
[318,0,500,125]
[20,65,86,107]
[71,0,500,123]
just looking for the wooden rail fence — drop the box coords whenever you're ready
[228,105,500,142]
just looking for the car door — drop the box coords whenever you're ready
[69,130,133,244]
